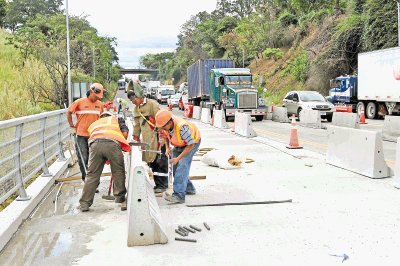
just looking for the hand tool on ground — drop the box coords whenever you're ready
[102,175,115,200]
[186,199,293,208]
[189,225,202,232]
[175,237,196,243]
[203,222,210,231]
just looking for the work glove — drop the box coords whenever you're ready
[133,135,140,142]
[70,127,76,135]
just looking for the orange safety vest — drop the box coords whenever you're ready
[88,116,131,152]
[168,117,201,147]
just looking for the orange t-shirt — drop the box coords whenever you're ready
[69,98,104,136]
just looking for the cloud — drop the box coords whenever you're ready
[118,47,176,68]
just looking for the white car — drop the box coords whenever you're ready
[282,90,335,121]
[169,93,182,106]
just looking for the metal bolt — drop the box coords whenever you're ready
[175,229,186,237]
[203,222,210,230]
[190,225,202,232]
[183,226,196,233]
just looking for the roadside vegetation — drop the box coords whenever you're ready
[0,0,120,120]
[139,0,398,105]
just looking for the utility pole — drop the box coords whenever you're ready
[92,46,96,79]
[65,0,72,106]
[398,0,400,46]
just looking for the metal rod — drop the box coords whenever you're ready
[66,0,72,105]
[183,226,196,233]
[189,225,202,232]
[175,229,186,237]
[203,222,210,231]
[177,229,188,236]
[186,199,293,208]
[178,226,189,234]
[175,237,197,243]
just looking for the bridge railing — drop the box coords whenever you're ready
[0,109,69,205]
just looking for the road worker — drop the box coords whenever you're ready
[79,111,130,212]
[67,83,104,181]
[127,81,169,193]
[155,109,201,203]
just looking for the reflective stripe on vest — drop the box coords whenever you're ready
[88,117,131,152]
[170,117,200,147]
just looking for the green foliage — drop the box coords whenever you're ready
[0,0,7,28]
[281,51,309,83]
[279,11,298,26]
[262,48,283,61]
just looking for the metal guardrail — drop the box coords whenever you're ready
[0,109,69,205]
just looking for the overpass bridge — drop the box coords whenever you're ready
[119,68,159,79]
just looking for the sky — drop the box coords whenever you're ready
[67,0,218,68]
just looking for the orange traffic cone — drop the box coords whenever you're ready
[271,103,274,113]
[287,114,303,149]
[212,108,215,126]
[359,107,367,124]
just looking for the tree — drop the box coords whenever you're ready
[0,0,7,28]
[4,0,62,31]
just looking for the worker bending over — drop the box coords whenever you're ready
[79,111,130,212]
[155,109,201,203]
[67,83,104,181]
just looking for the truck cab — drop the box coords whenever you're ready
[210,68,266,121]
[328,75,358,105]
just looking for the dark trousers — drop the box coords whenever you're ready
[75,135,89,180]
[149,145,168,189]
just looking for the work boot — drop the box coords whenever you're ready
[186,190,196,195]
[164,194,184,204]
[154,187,166,193]
[79,205,89,212]
[120,200,127,211]
[115,196,125,203]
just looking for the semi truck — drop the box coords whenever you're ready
[328,47,400,119]
[187,59,266,121]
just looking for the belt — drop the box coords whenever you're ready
[89,138,119,146]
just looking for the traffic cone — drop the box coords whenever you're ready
[359,107,367,124]
[271,103,274,113]
[287,114,303,149]
[212,108,215,126]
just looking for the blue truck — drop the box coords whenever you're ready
[187,59,266,121]
[328,47,400,119]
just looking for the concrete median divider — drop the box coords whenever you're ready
[272,107,290,123]
[192,106,202,120]
[213,109,228,129]
[299,109,322,129]
[127,146,168,246]
[265,105,273,120]
[331,112,359,129]
[327,125,390,179]
[201,108,212,124]
[382,115,400,142]
[234,112,257,138]
[393,137,400,189]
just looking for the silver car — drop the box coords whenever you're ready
[282,91,335,122]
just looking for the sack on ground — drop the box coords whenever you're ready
[201,150,243,170]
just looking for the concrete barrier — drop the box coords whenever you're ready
[192,106,202,120]
[272,107,289,123]
[234,112,257,138]
[201,108,212,124]
[327,126,390,178]
[393,137,400,189]
[331,112,360,129]
[213,109,228,129]
[299,109,322,129]
[382,115,400,142]
[127,146,168,246]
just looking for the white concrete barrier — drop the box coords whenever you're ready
[382,115,400,142]
[192,106,202,120]
[327,126,390,179]
[127,146,168,246]
[213,109,228,129]
[272,107,290,123]
[201,108,212,124]
[234,112,257,138]
[331,112,360,129]
[393,137,400,189]
[299,109,322,129]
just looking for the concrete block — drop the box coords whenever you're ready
[299,109,322,129]
[127,146,168,246]
[201,108,212,124]
[332,112,360,129]
[213,109,228,129]
[234,112,257,138]
[272,107,289,123]
[327,126,390,178]
[192,106,202,120]
[393,137,400,189]
[382,115,400,142]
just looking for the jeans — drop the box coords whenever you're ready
[172,140,201,201]
[75,135,89,180]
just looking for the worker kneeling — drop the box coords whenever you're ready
[156,109,201,204]
[79,111,131,212]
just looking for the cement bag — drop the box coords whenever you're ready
[200,150,244,170]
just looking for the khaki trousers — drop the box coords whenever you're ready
[79,139,126,208]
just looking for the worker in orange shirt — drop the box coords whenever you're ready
[67,83,104,181]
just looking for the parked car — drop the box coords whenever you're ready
[170,93,182,107]
[282,91,335,122]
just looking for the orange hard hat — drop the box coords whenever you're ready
[155,109,172,128]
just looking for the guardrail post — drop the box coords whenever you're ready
[57,113,67,161]
[14,124,31,201]
[40,117,52,177]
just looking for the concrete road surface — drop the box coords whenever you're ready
[1,106,400,265]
